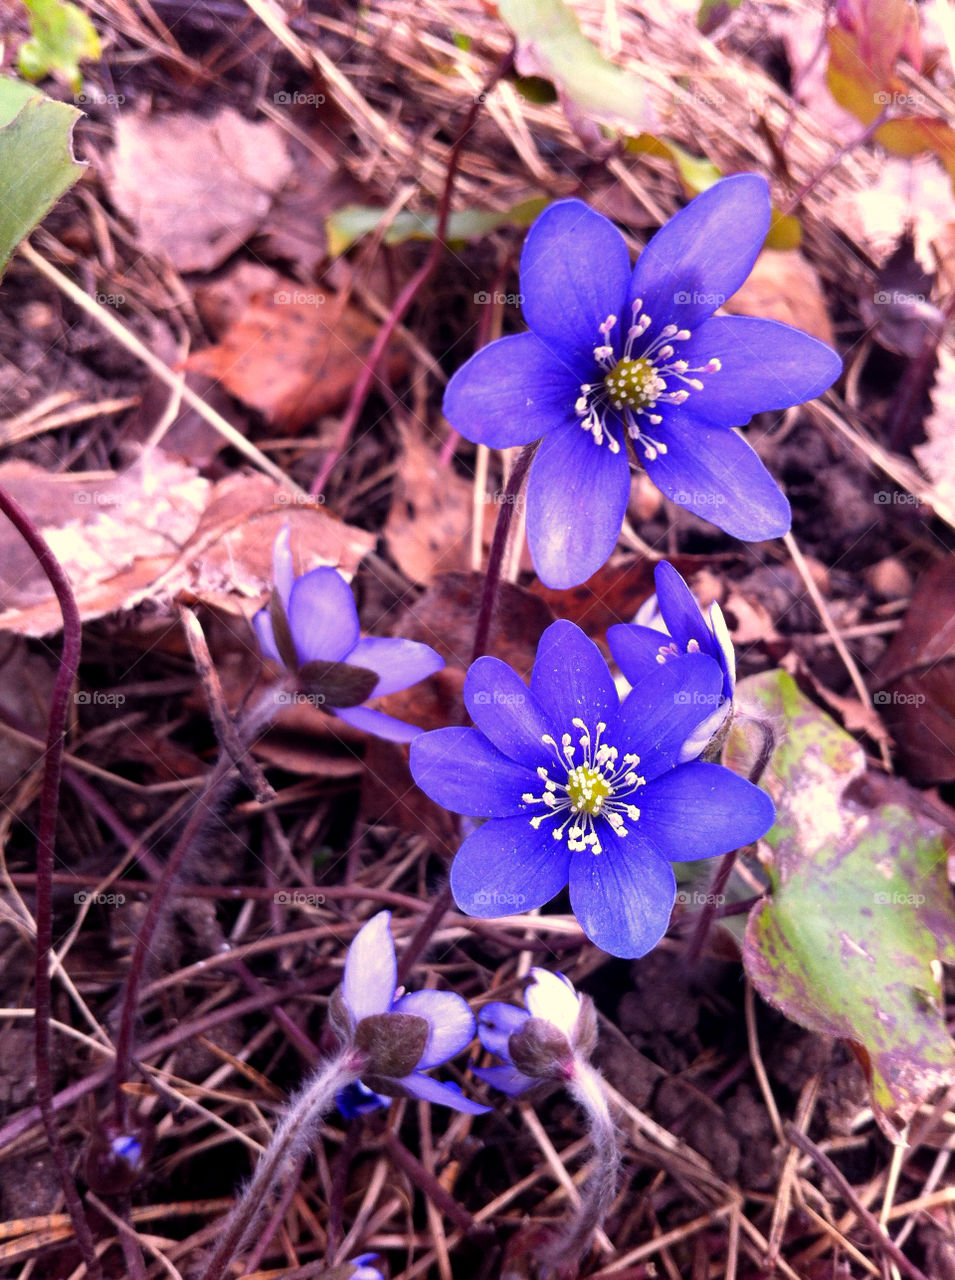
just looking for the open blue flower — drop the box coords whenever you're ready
[410,621,774,957]
[253,528,443,741]
[443,175,842,588]
[348,1255,386,1280]
[339,911,489,1114]
[609,560,735,761]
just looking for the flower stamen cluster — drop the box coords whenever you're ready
[576,301,722,461]
[522,718,645,853]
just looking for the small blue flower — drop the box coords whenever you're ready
[348,1253,386,1280]
[410,621,774,957]
[339,912,489,1114]
[443,174,842,588]
[609,561,735,761]
[336,1079,390,1119]
[476,969,591,1096]
[253,528,443,741]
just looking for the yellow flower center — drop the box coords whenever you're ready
[566,765,612,814]
[603,357,665,411]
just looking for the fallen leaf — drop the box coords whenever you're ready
[831,156,955,274]
[108,109,292,273]
[383,427,473,585]
[877,556,955,782]
[728,668,955,1137]
[18,0,101,94]
[0,459,374,637]
[326,196,547,257]
[721,250,834,346]
[185,284,407,430]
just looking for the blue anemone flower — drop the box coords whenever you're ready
[443,174,842,588]
[409,621,774,957]
[608,560,735,761]
[253,528,444,741]
[340,912,489,1114]
[475,969,590,1096]
[348,1254,386,1280]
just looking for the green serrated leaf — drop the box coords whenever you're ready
[326,196,547,258]
[0,78,84,280]
[497,0,653,132]
[18,0,101,95]
[727,669,955,1135]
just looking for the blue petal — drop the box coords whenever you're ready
[520,199,632,370]
[477,1000,529,1059]
[607,652,724,779]
[287,567,361,664]
[606,624,671,687]
[653,562,713,654]
[337,1081,389,1118]
[678,316,842,426]
[443,332,581,448]
[332,705,424,742]
[626,174,770,332]
[347,636,444,697]
[464,659,555,767]
[569,827,676,958]
[636,762,775,861]
[252,607,282,665]
[410,727,540,817]
[645,411,791,541]
[450,814,571,918]
[526,420,631,589]
[530,620,621,740]
[343,912,396,1023]
[392,990,476,1068]
[472,1063,535,1096]
[271,524,295,606]
[400,1073,492,1114]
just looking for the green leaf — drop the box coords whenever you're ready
[18,0,101,95]
[727,670,955,1136]
[497,0,653,132]
[0,78,84,281]
[326,196,547,257]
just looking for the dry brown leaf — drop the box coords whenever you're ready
[831,156,955,272]
[108,109,292,273]
[722,250,835,346]
[915,343,955,511]
[0,458,374,637]
[383,427,473,584]
[185,284,407,430]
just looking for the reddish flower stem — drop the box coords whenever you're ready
[0,485,104,1280]
[308,45,515,498]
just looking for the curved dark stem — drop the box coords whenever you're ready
[0,486,104,1280]
[309,43,516,498]
[684,716,776,967]
[469,440,538,664]
[112,690,280,1125]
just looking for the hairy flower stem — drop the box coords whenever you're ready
[198,1049,362,1280]
[112,685,284,1126]
[470,440,538,664]
[0,486,105,1280]
[541,1062,618,1273]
